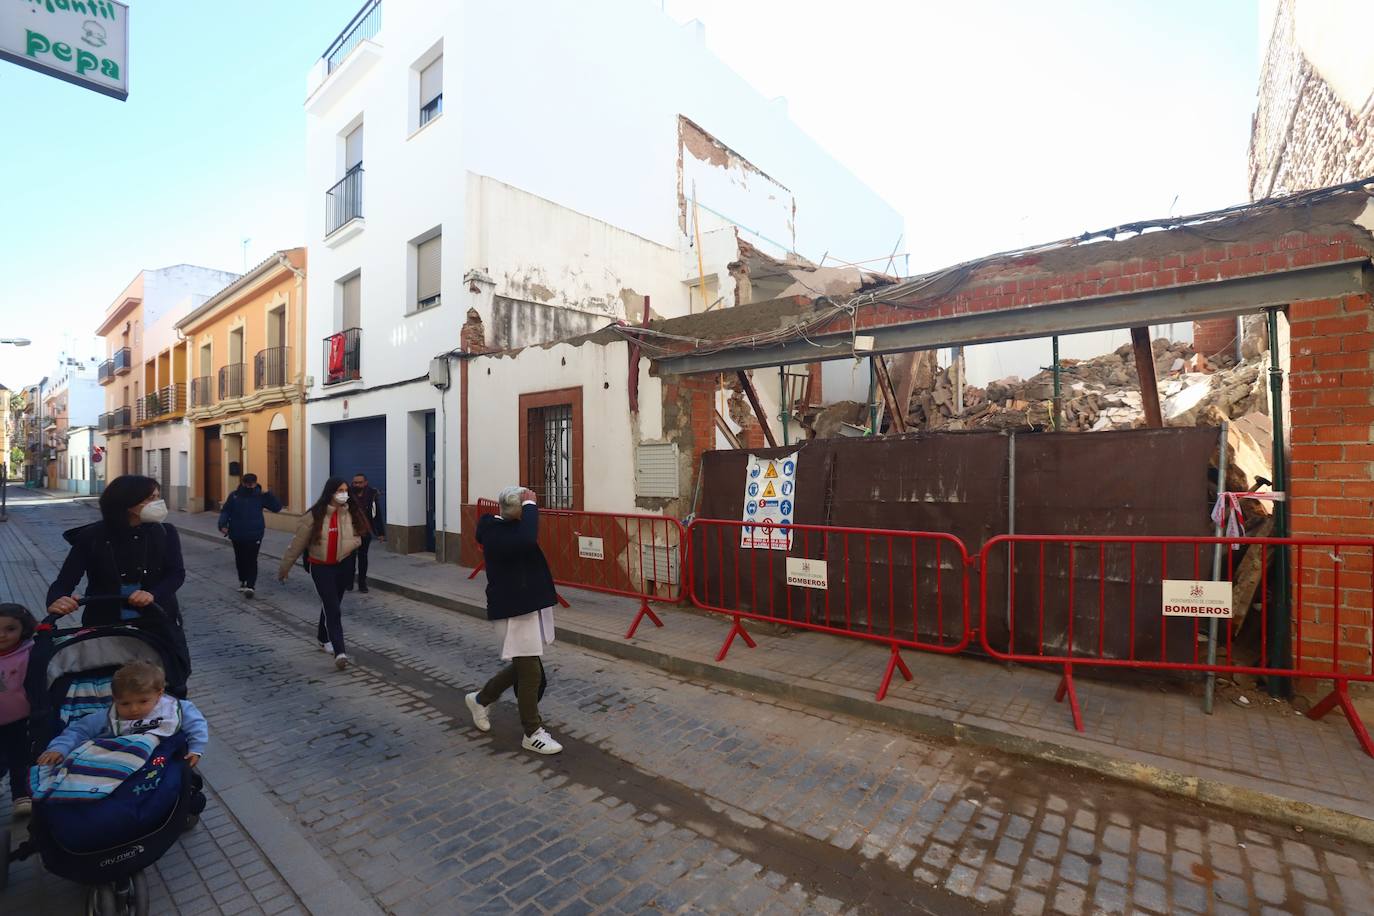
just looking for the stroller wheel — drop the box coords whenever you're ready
[130,870,150,916]
[87,884,119,916]
[0,827,9,891]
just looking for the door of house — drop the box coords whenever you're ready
[203,426,222,510]
[267,428,290,506]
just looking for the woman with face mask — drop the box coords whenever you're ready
[278,477,371,670]
[46,475,188,645]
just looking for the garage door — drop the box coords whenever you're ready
[329,417,387,495]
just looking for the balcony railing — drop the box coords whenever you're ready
[113,348,132,375]
[218,363,247,400]
[325,166,364,236]
[151,383,186,421]
[137,392,161,425]
[254,347,292,389]
[98,360,114,385]
[190,376,213,409]
[104,406,132,432]
[323,0,381,74]
[323,328,362,386]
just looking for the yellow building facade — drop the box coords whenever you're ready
[95,276,145,481]
[177,250,309,530]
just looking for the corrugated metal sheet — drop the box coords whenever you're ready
[635,442,679,498]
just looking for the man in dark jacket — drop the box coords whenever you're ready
[218,473,282,598]
[465,486,563,755]
[349,473,385,592]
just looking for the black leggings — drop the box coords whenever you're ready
[231,539,261,587]
[310,560,351,655]
[0,718,29,801]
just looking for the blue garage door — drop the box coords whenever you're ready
[329,417,387,500]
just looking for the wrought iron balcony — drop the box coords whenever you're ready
[254,347,292,389]
[323,328,362,386]
[98,359,114,385]
[325,166,364,236]
[190,376,213,409]
[218,363,247,400]
[323,0,381,74]
[112,348,132,375]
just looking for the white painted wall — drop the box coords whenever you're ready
[302,0,903,539]
[468,339,664,513]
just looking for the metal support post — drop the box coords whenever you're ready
[1265,307,1293,697]
[1051,336,1063,430]
[1204,421,1229,714]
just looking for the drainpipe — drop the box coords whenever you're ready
[277,252,308,517]
[1265,306,1293,698]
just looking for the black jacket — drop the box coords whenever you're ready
[476,505,557,620]
[355,485,384,537]
[46,521,187,627]
[217,485,282,541]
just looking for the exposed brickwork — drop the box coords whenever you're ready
[1248,0,1374,202]
[1193,317,1238,360]
[1289,293,1374,675]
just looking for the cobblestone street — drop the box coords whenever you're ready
[4,493,1374,914]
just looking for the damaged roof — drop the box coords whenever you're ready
[623,180,1374,364]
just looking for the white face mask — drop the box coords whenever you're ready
[333,492,349,505]
[140,499,169,524]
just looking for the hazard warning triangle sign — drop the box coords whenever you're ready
[764,462,779,479]
[762,481,777,497]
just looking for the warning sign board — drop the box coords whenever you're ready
[741,453,797,550]
[1161,580,1233,618]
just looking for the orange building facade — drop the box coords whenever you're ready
[177,250,309,531]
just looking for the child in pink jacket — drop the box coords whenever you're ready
[0,603,36,820]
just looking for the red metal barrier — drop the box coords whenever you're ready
[535,509,687,638]
[979,534,1374,757]
[687,518,972,701]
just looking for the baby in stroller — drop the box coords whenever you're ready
[35,660,208,783]
[0,596,206,913]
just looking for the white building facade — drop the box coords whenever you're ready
[303,0,904,558]
[45,351,104,491]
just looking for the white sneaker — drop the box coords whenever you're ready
[335,654,349,670]
[11,797,32,820]
[243,587,255,599]
[464,692,491,732]
[320,641,333,654]
[521,727,563,755]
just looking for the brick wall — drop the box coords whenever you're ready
[1288,292,1374,676]
[1194,317,1238,361]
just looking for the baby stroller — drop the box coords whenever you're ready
[0,595,204,915]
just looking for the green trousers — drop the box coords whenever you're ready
[476,656,545,736]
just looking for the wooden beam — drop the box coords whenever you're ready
[735,370,778,447]
[1130,326,1164,428]
[713,410,742,449]
[872,355,908,434]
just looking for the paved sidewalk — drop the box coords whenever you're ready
[174,508,1374,842]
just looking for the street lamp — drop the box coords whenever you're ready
[0,338,32,346]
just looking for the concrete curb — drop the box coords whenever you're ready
[178,526,1374,847]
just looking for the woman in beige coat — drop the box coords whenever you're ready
[279,477,370,669]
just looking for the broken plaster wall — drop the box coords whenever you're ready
[679,116,795,262]
[465,173,691,331]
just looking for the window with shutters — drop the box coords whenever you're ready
[341,273,362,330]
[416,232,441,310]
[419,55,442,126]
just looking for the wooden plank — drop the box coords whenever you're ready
[735,371,778,447]
[1130,326,1164,428]
[872,355,908,434]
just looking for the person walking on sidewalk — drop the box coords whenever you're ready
[278,478,369,671]
[217,473,282,599]
[465,486,562,755]
[349,473,384,593]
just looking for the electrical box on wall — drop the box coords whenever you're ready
[429,357,450,389]
[228,461,242,477]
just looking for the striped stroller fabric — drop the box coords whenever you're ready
[31,733,160,802]
[60,675,114,727]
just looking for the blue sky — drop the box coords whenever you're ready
[0,0,1258,387]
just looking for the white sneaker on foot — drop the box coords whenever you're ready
[521,728,563,755]
[335,654,349,670]
[320,641,333,654]
[244,587,255,599]
[11,796,32,819]
[464,692,491,732]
